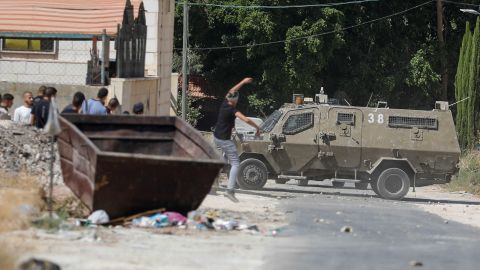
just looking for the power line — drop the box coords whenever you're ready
[179,0,380,9]
[184,0,433,51]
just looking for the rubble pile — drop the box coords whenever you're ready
[0,120,63,187]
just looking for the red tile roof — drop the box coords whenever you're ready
[0,0,142,36]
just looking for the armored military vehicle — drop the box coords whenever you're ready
[234,92,461,200]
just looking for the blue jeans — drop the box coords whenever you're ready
[214,137,240,191]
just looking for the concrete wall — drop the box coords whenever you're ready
[0,82,100,112]
[0,41,91,85]
[1,77,170,116]
[144,0,175,116]
[109,77,159,115]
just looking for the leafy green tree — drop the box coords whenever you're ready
[247,93,273,117]
[176,92,203,127]
[175,0,472,115]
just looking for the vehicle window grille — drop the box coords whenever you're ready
[388,116,438,129]
[260,110,283,132]
[283,112,314,135]
[337,113,355,125]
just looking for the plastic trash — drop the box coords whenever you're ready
[164,212,187,225]
[87,210,110,224]
[132,213,170,228]
[213,219,239,231]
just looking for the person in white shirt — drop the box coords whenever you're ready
[13,91,33,124]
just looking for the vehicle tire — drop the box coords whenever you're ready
[297,179,309,186]
[332,181,345,188]
[275,179,288,184]
[237,159,268,190]
[374,168,410,200]
[355,182,369,190]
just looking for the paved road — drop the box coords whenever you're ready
[255,181,480,270]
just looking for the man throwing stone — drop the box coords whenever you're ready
[214,77,261,202]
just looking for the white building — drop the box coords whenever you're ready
[0,0,175,115]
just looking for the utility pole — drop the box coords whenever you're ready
[181,1,189,120]
[436,0,448,101]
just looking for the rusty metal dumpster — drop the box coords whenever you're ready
[57,115,224,219]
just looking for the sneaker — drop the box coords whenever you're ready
[224,190,239,203]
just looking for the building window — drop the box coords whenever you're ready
[1,38,55,52]
[283,112,314,135]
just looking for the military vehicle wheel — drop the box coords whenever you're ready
[237,159,268,190]
[374,168,410,200]
[275,179,288,184]
[355,182,369,190]
[332,181,345,188]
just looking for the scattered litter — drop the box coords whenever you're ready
[340,226,353,233]
[213,219,238,230]
[132,214,169,228]
[164,212,188,224]
[336,211,343,215]
[19,258,61,270]
[444,220,449,224]
[87,210,110,225]
[130,209,267,235]
[409,260,424,267]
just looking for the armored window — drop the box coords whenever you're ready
[261,110,283,133]
[337,113,355,125]
[388,116,438,129]
[283,112,314,135]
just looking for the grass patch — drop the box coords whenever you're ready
[0,246,16,270]
[0,172,44,233]
[447,151,480,196]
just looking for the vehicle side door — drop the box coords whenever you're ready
[270,108,320,173]
[320,108,363,168]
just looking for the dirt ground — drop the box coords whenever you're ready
[0,191,284,270]
[1,177,479,269]
[410,185,480,229]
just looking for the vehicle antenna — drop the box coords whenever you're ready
[366,92,374,107]
[449,97,470,107]
[344,99,351,106]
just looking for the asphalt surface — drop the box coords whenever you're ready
[253,181,480,270]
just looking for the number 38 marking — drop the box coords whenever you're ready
[368,113,384,124]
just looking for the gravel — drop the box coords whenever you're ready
[0,120,63,187]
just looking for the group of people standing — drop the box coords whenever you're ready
[0,86,145,129]
[0,86,57,128]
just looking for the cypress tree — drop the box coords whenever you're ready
[455,22,471,149]
[466,19,478,148]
